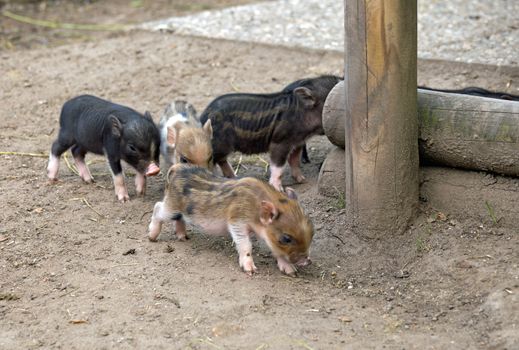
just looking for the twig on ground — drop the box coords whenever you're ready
[140,210,153,222]
[331,234,345,245]
[82,198,104,218]
[2,10,130,31]
[0,151,47,158]
[63,153,79,176]
[233,155,243,175]
[110,263,139,268]
[230,79,240,92]
[258,156,269,175]
[70,197,103,218]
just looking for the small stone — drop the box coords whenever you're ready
[122,248,136,256]
[338,316,352,323]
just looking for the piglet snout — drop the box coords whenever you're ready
[145,162,160,176]
[295,257,312,267]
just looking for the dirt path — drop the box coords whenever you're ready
[1,5,518,349]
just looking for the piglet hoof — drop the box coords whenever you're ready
[175,234,189,241]
[148,236,157,242]
[115,186,130,202]
[47,178,59,184]
[117,193,130,203]
[277,258,297,276]
[240,257,258,276]
[269,180,284,192]
[293,174,306,184]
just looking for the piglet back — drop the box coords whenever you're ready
[160,100,199,126]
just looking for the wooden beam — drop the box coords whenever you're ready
[344,0,419,237]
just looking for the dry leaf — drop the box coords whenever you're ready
[338,316,352,323]
[436,212,447,221]
[69,319,88,324]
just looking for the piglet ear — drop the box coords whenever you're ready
[167,126,177,146]
[143,111,153,122]
[260,200,278,225]
[285,187,298,200]
[294,87,316,108]
[109,115,122,138]
[203,119,213,139]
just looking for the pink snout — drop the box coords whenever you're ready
[145,162,160,176]
[295,257,312,267]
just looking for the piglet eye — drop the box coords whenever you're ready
[128,144,137,153]
[279,234,293,245]
[179,155,188,164]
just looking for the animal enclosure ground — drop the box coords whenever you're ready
[1,2,518,349]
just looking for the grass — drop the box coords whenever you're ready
[333,187,346,209]
[416,223,431,253]
[484,201,499,226]
[415,236,430,253]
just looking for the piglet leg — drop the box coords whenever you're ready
[218,160,236,178]
[47,131,74,181]
[135,173,146,196]
[148,201,166,241]
[269,143,292,191]
[288,146,306,183]
[47,153,60,181]
[113,173,130,202]
[228,222,257,275]
[71,146,93,183]
[174,219,188,241]
[276,256,297,276]
[268,164,285,192]
[106,155,129,202]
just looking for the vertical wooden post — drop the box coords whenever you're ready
[344,0,419,237]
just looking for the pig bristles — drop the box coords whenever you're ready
[0,151,47,158]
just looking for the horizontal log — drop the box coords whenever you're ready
[322,81,346,148]
[317,147,345,198]
[322,81,519,176]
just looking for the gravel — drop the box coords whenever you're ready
[141,0,519,66]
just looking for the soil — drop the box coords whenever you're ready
[1,2,518,349]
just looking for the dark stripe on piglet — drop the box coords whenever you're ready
[186,203,195,215]
[171,213,183,221]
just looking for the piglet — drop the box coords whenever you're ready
[199,75,341,191]
[47,94,161,202]
[148,164,314,276]
[158,100,213,171]
[418,86,519,101]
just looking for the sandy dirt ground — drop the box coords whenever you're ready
[1,2,518,349]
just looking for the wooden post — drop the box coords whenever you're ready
[344,0,419,237]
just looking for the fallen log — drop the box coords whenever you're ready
[322,81,519,176]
